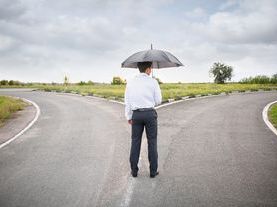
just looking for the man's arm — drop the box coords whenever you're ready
[124,83,133,123]
[154,80,162,105]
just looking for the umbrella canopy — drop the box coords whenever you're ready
[121,48,183,69]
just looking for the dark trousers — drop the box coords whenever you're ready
[130,109,158,174]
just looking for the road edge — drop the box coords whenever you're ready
[50,89,277,110]
[0,97,41,149]
[262,100,277,137]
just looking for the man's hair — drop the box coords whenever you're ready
[137,62,152,73]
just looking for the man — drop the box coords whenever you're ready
[124,61,162,178]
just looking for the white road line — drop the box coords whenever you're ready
[0,97,41,149]
[56,92,126,105]
[120,136,147,207]
[155,94,224,109]
[120,177,136,207]
[56,89,277,110]
[155,99,184,109]
[108,100,125,105]
[262,100,277,137]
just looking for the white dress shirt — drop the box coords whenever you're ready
[124,73,162,120]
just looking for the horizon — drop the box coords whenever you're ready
[1,73,276,85]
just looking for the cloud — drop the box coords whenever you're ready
[0,34,18,51]
[207,0,277,44]
[0,0,26,21]
[184,7,207,20]
[0,0,276,83]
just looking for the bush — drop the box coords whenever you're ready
[87,80,94,85]
[271,74,277,84]
[240,74,277,84]
[78,81,86,86]
[252,75,270,84]
[111,77,126,85]
[12,80,21,86]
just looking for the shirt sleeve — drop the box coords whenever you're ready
[153,80,162,105]
[124,83,133,120]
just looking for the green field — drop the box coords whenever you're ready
[0,96,27,126]
[33,83,277,102]
[269,104,277,129]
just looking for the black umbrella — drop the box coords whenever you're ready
[121,44,183,69]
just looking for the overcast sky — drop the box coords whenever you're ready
[0,0,276,83]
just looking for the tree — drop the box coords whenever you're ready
[64,75,69,86]
[271,74,277,84]
[13,80,21,86]
[8,80,14,85]
[0,80,9,85]
[210,62,233,84]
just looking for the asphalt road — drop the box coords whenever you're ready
[0,89,277,207]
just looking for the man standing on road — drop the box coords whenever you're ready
[124,61,162,178]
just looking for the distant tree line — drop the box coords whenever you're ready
[0,79,96,86]
[77,80,94,85]
[240,74,277,84]
[0,80,25,86]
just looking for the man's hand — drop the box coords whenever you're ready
[128,120,133,125]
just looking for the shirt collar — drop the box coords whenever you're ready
[139,73,149,77]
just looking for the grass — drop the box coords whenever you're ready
[269,103,277,129]
[0,96,27,126]
[1,82,277,102]
[33,83,277,101]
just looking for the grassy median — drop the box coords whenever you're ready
[37,83,277,101]
[0,96,27,126]
[269,103,277,129]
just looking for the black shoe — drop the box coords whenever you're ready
[150,171,159,178]
[131,171,137,177]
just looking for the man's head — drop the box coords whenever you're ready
[137,62,152,75]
